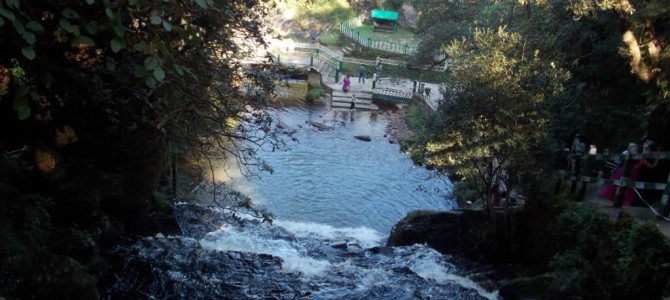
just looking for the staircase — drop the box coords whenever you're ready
[330,90,378,111]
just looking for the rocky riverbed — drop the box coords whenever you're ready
[383,106,414,144]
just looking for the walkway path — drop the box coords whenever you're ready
[583,186,670,237]
[325,75,444,111]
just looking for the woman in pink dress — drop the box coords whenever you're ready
[599,142,660,205]
[342,75,350,92]
[600,143,638,203]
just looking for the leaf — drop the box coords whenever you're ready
[21,46,35,60]
[113,24,125,37]
[85,22,97,34]
[0,16,4,28]
[59,18,73,32]
[0,8,15,21]
[62,7,79,19]
[80,35,95,46]
[162,20,172,32]
[153,67,165,81]
[85,0,95,4]
[22,31,36,45]
[17,105,31,120]
[11,19,24,34]
[174,65,184,76]
[150,15,161,25]
[133,42,148,53]
[195,0,207,9]
[144,56,158,71]
[128,0,138,5]
[145,76,156,88]
[110,38,123,52]
[26,21,43,32]
[105,8,114,20]
[134,65,147,77]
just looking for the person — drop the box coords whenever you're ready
[342,74,350,92]
[599,142,640,205]
[358,65,365,83]
[375,62,383,78]
[633,141,661,206]
[350,94,356,111]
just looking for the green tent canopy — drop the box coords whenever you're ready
[370,9,398,32]
[371,9,399,21]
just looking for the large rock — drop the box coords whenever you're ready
[498,274,574,300]
[386,209,488,259]
[399,4,418,29]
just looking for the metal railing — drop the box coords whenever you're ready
[557,136,670,217]
[340,17,418,55]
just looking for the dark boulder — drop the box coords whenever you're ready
[354,135,371,141]
[498,274,575,300]
[386,209,488,259]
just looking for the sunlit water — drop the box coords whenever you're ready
[103,99,501,299]
[216,103,454,234]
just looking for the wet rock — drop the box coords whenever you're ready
[277,120,289,129]
[330,241,348,250]
[368,246,394,255]
[354,135,371,141]
[309,121,334,130]
[498,274,574,300]
[173,203,228,239]
[386,210,488,259]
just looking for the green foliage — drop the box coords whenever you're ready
[567,0,670,102]
[306,87,325,102]
[543,204,670,299]
[399,106,436,165]
[386,0,404,10]
[451,181,480,207]
[318,32,341,48]
[0,0,281,296]
[425,27,569,208]
[280,0,355,37]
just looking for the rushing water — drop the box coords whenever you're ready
[216,103,454,234]
[102,97,501,299]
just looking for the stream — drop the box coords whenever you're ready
[101,95,501,299]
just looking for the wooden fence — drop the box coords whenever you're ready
[340,17,419,56]
[557,136,670,217]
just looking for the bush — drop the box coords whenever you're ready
[306,87,325,102]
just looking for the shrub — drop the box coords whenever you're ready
[306,87,325,102]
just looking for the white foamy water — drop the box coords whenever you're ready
[198,217,499,300]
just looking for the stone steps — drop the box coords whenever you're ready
[330,90,377,110]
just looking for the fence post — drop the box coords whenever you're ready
[277,54,280,64]
[367,38,371,47]
[662,173,670,217]
[404,44,408,55]
[310,54,313,67]
[357,31,360,42]
[613,151,633,208]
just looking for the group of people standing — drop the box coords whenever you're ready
[599,140,666,206]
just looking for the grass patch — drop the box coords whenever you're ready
[351,23,418,46]
[318,31,342,49]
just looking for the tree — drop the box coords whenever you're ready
[0,0,279,297]
[569,0,670,102]
[427,27,569,214]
